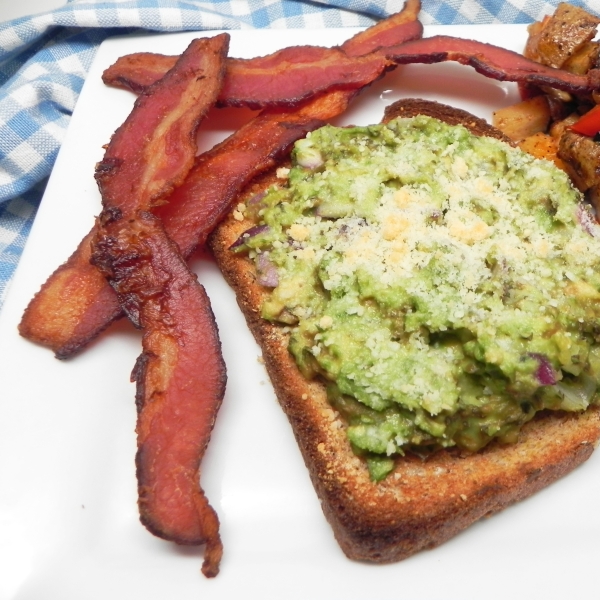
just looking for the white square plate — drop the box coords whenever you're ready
[1,24,598,600]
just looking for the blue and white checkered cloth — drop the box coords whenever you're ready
[0,0,598,308]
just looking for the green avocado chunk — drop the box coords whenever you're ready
[238,115,600,479]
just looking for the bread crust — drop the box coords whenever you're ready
[209,99,600,563]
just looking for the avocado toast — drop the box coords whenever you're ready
[209,99,600,563]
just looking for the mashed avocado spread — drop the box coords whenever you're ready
[235,114,600,480]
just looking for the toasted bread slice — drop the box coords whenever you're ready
[209,99,600,563]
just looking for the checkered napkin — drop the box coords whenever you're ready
[0,0,596,307]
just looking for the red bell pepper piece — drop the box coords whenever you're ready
[570,104,600,137]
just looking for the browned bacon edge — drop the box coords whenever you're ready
[384,35,600,94]
[91,210,226,578]
[101,0,423,107]
[20,1,423,359]
[19,33,229,357]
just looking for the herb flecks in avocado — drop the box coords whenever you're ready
[241,115,600,478]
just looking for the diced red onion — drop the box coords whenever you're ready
[528,353,597,409]
[229,224,271,249]
[298,154,323,169]
[576,203,598,237]
[528,352,557,385]
[296,143,324,169]
[555,374,597,411]
[248,191,267,206]
[256,252,279,287]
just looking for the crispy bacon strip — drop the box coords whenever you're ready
[384,35,600,94]
[103,48,391,108]
[90,34,228,575]
[20,3,423,359]
[91,211,226,577]
[105,26,600,109]
[101,0,423,106]
[19,34,229,357]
